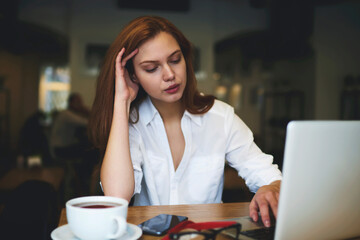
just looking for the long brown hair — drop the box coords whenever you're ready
[89,16,215,156]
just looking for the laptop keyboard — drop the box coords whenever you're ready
[240,226,275,240]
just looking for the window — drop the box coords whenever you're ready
[38,65,70,113]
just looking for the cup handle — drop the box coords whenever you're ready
[107,216,127,239]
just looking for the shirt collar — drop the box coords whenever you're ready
[184,110,202,126]
[139,96,203,127]
[139,96,158,126]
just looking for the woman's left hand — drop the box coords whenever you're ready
[249,180,281,227]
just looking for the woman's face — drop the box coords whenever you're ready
[132,32,187,106]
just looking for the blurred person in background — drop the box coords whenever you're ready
[50,93,97,196]
[51,93,90,159]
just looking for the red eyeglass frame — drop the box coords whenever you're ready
[161,220,240,240]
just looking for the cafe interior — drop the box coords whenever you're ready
[0,0,360,239]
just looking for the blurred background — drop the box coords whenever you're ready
[0,0,360,227]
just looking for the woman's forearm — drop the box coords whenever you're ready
[100,97,134,201]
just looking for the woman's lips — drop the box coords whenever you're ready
[165,84,180,94]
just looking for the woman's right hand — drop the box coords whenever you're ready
[115,48,139,103]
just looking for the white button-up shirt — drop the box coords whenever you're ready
[129,97,282,206]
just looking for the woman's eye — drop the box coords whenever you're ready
[145,67,157,73]
[170,58,181,64]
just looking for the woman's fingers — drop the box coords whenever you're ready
[249,181,281,228]
[115,48,126,69]
[114,48,140,102]
[121,48,139,67]
[115,48,138,78]
[249,199,259,222]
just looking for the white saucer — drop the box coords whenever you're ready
[51,223,142,240]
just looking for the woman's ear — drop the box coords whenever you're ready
[131,74,139,83]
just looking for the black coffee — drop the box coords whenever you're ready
[73,202,122,209]
[81,204,114,209]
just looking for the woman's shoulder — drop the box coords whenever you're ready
[208,99,234,115]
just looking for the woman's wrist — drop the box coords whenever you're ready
[269,180,281,189]
[113,95,131,116]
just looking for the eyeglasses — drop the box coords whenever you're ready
[162,220,241,240]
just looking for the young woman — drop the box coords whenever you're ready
[89,16,282,227]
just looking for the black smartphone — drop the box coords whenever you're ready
[138,214,188,236]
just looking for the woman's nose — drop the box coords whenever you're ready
[163,64,175,81]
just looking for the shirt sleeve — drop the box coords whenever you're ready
[225,108,282,193]
[129,125,144,195]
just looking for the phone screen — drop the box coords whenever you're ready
[138,214,188,236]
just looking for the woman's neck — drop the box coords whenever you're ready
[150,98,184,122]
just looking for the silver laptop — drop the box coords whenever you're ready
[227,121,360,240]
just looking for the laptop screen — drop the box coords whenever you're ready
[275,121,360,240]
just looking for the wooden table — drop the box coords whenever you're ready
[58,202,250,239]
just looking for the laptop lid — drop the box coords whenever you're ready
[275,121,360,240]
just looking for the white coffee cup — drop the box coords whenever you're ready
[66,196,128,240]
